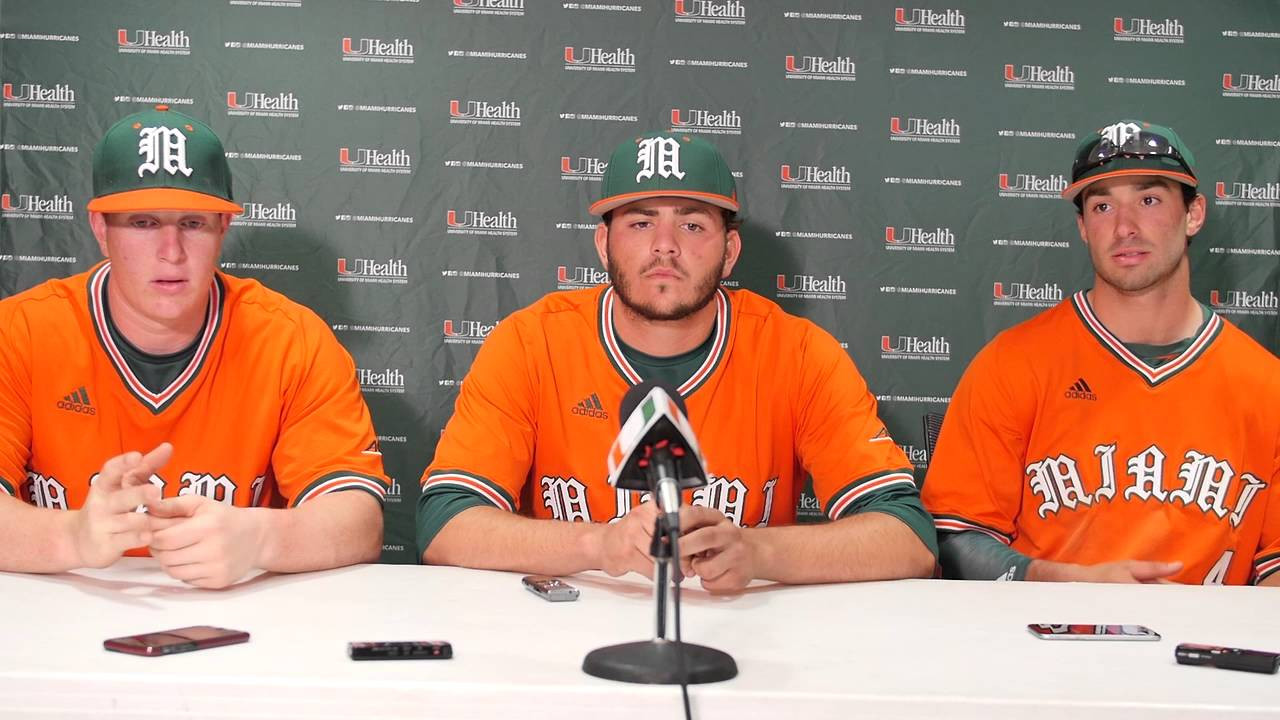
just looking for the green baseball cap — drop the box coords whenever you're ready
[1063,119,1197,202]
[590,132,739,216]
[87,105,242,214]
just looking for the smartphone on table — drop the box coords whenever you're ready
[1027,624,1161,641]
[522,575,579,602]
[104,626,250,656]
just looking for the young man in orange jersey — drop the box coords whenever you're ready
[420,132,936,592]
[0,106,388,588]
[923,120,1280,585]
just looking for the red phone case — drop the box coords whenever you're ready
[104,626,250,656]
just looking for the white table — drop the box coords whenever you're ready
[0,559,1276,718]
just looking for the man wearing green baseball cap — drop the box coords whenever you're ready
[923,119,1280,586]
[0,105,389,588]
[419,132,937,592]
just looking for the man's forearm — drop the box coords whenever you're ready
[1026,559,1076,582]
[424,505,605,575]
[746,512,935,584]
[0,498,83,572]
[256,492,384,572]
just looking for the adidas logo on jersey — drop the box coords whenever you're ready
[1064,377,1098,401]
[56,386,96,415]
[571,393,609,420]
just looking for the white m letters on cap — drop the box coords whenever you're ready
[635,137,685,183]
[1099,121,1141,148]
[137,126,193,178]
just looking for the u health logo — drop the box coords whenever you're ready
[557,265,610,290]
[453,0,525,15]
[560,155,607,181]
[1209,289,1279,316]
[341,37,414,64]
[446,209,518,237]
[1113,17,1184,44]
[998,172,1067,199]
[893,7,965,34]
[780,164,852,191]
[1,191,73,220]
[880,334,950,361]
[338,147,412,175]
[232,201,297,229]
[449,99,521,126]
[673,0,746,25]
[117,29,191,55]
[227,90,299,118]
[1004,63,1074,90]
[884,226,955,253]
[1214,181,1280,208]
[443,319,498,345]
[337,258,409,285]
[1222,73,1280,99]
[889,116,960,143]
[785,54,856,81]
[670,108,742,135]
[357,368,406,394]
[2,80,75,109]
[993,281,1063,308]
[564,46,635,73]
[776,274,846,301]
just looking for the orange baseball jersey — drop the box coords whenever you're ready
[923,292,1280,585]
[0,262,388,553]
[423,285,914,527]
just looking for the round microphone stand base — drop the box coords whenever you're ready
[583,639,738,685]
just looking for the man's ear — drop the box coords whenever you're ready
[1184,192,1207,239]
[89,212,110,257]
[1075,211,1091,248]
[722,228,742,278]
[593,222,609,269]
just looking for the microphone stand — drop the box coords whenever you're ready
[583,446,738,685]
[652,513,671,642]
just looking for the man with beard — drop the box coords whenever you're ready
[418,132,936,592]
[923,119,1280,586]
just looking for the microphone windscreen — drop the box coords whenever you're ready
[617,380,686,423]
[618,381,660,423]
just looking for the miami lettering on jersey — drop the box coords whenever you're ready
[23,470,271,509]
[1023,446,1264,525]
[541,474,782,527]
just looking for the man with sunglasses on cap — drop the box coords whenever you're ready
[0,106,388,587]
[923,119,1280,585]
[419,132,937,592]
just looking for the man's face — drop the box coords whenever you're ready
[593,197,741,322]
[90,210,228,334]
[1076,175,1205,295]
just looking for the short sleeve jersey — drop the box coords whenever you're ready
[423,285,914,527]
[0,262,388,553]
[923,292,1280,585]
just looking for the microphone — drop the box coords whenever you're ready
[584,381,738,688]
[606,381,708,530]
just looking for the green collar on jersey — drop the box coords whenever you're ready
[596,285,732,397]
[614,322,716,389]
[1072,290,1222,387]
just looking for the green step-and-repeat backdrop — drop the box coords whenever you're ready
[2,0,1277,562]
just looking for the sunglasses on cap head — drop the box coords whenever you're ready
[1072,127,1196,182]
